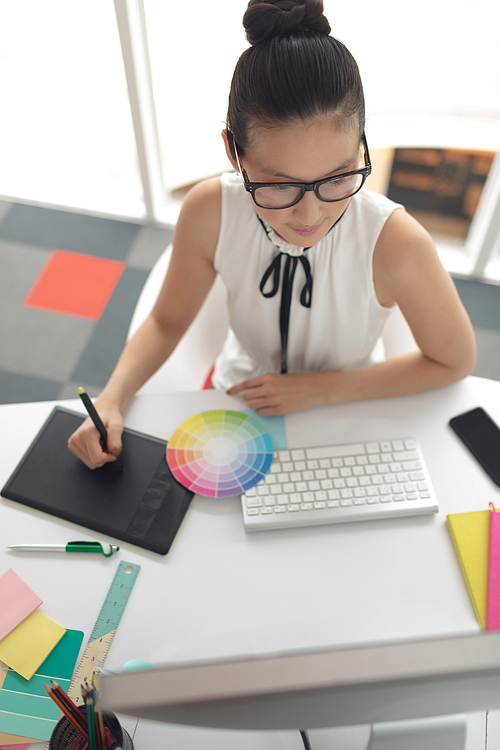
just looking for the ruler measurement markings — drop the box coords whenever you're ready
[68,561,140,704]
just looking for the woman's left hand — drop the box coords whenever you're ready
[227,372,328,415]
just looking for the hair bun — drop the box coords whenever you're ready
[243,0,331,47]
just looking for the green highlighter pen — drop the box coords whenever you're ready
[7,541,119,557]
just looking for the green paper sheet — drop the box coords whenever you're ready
[0,629,83,741]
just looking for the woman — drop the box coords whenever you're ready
[69,0,476,469]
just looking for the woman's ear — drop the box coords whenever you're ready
[222,129,238,171]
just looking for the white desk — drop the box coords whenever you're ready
[1,376,500,749]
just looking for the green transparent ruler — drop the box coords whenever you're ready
[68,560,141,704]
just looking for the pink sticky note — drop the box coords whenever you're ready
[0,570,42,641]
[486,511,500,630]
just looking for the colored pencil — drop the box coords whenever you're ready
[86,692,97,750]
[44,683,88,739]
[93,693,106,750]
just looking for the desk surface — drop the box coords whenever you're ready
[1,376,500,748]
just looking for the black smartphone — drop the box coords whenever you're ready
[449,406,500,487]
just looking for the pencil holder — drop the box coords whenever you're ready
[49,704,134,750]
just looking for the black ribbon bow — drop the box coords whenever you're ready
[259,250,313,374]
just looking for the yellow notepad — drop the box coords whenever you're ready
[0,610,66,680]
[447,509,490,630]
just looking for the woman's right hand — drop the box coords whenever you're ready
[67,401,124,470]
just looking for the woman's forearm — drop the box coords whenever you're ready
[321,349,475,406]
[95,314,185,412]
[228,349,476,416]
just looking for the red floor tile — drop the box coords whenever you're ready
[25,250,125,320]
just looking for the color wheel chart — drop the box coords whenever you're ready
[166,410,274,497]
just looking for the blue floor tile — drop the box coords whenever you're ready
[0,369,63,404]
[453,276,500,333]
[70,267,149,388]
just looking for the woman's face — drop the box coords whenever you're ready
[235,117,362,247]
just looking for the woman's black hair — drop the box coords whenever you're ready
[226,0,365,157]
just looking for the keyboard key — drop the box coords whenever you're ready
[291,449,305,460]
[246,498,262,507]
[393,451,419,461]
[410,471,425,481]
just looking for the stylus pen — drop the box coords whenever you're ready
[78,387,108,450]
[8,542,120,556]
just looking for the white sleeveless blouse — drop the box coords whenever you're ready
[212,171,403,389]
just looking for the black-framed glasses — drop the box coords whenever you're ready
[232,133,372,210]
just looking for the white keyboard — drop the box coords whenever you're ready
[241,438,438,531]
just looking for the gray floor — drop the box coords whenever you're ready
[0,199,172,404]
[0,199,499,405]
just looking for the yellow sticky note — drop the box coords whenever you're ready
[0,611,66,680]
[0,660,8,690]
[447,510,490,630]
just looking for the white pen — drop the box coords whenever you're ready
[8,541,119,557]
